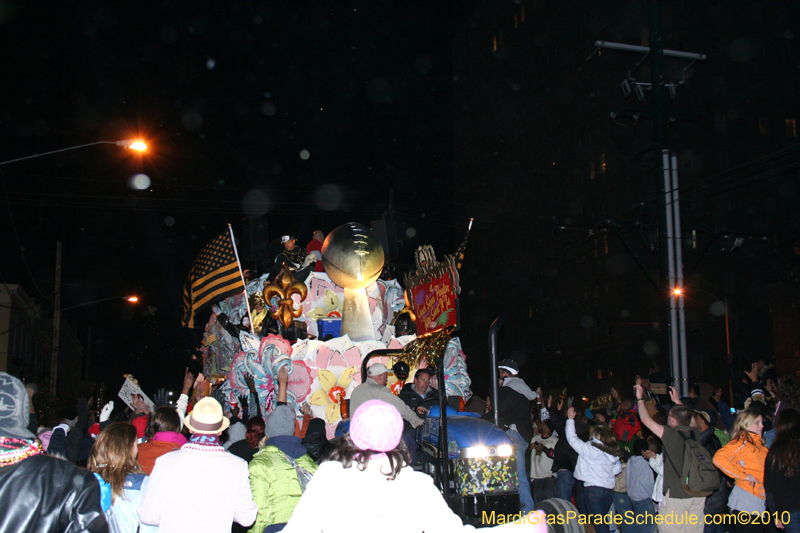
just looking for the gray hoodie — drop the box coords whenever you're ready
[502,376,539,401]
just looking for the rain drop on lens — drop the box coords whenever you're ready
[131,174,150,190]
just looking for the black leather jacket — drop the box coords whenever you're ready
[0,454,108,533]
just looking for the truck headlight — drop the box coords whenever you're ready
[460,446,489,459]
[496,444,514,457]
[458,445,515,459]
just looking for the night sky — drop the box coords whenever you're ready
[0,1,460,393]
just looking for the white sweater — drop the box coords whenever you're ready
[282,458,544,532]
[530,434,558,480]
[139,443,257,532]
[648,454,665,503]
[565,420,622,490]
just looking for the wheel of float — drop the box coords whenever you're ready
[534,498,584,533]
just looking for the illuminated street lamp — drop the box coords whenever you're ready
[0,138,147,166]
[52,295,139,394]
[61,295,140,313]
[126,141,147,151]
[1,137,147,394]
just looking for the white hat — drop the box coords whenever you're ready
[367,363,394,377]
[183,397,231,435]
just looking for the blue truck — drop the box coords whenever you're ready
[337,348,520,524]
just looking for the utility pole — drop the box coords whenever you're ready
[647,0,681,395]
[595,0,705,396]
[50,242,62,396]
[671,154,689,395]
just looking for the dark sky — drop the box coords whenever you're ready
[0,1,460,392]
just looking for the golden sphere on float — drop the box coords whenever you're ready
[321,222,385,290]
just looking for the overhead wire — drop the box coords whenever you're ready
[0,167,50,301]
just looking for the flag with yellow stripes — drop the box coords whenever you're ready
[181,231,244,328]
[455,218,473,271]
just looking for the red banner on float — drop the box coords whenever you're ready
[409,271,457,336]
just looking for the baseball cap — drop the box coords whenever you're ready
[367,363,393,377]
[694,409,718,428]
[498,358,519,376]
[281,235,297,243]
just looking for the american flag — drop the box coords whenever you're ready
[181,230,244,328]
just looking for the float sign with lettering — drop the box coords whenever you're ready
[409,270,458,335]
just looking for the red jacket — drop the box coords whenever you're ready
[306,239,324,272]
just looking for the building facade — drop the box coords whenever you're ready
[454,0,799,394]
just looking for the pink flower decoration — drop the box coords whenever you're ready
[259,334,293,361]
[287,361,312,402]
[387,338,404,349]
[315,345,363,374]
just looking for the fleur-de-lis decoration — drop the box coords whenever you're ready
[262,265,309,329]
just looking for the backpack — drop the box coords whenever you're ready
[612,410,641,443]
[666,431,720,497]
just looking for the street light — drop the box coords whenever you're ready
[1,138,145,394]
[0,139,147,166]
[61,295,140,313]
[52,295,139,394]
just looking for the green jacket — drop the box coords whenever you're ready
[248,445,318,533]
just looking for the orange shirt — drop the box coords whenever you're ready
[137,440,182,475]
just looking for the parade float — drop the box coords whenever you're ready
[195,222,473,439]
[182,219,523,521]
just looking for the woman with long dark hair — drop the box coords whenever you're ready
[713,408,769,533]
[87,422,155,532]
[764,409,800,533]
[136,406,186,475]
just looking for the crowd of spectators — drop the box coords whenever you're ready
[1,352,798,533]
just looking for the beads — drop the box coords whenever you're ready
[0,437,44,467]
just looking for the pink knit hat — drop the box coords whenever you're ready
[350,399,403,452]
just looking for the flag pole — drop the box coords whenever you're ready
[228,223,255,334]
[455,218,473,271]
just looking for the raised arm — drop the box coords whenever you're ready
[546,397,567,436]
[245,373,262,419]
[175,368,194,429]
[635,383,664,439]
[276,366,288,405]
[564,407,593,456]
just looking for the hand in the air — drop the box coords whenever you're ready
[100,401,115,423]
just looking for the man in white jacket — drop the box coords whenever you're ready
[139,397,257,532]
[530,419,558,503]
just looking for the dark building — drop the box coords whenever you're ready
[0,284,85,397]
[454,0,800,396]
